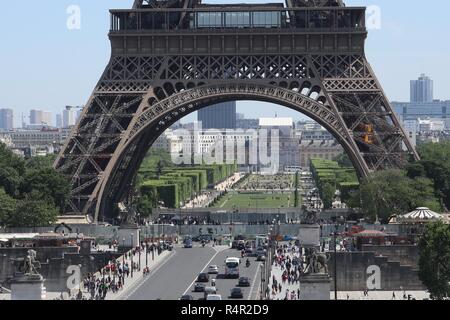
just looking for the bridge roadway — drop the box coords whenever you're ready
[123,245,262,300]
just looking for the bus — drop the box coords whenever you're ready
[225,257,240,278]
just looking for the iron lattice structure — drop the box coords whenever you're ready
[55,0,418,222]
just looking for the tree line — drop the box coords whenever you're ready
[0,144,70,228]
[342,141,450,223]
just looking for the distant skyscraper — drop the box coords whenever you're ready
[56,114,63,128]
[63,109,77,127]
[410,74,433,103]
[0,109,14,130]
[30,109,52,126]
[198,102,236,129]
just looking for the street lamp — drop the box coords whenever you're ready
[122,238,125,286]
[145,242,149,268]
[333,222,338,300]
[130,233,134,278]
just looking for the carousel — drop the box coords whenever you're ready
[390,207,444,242]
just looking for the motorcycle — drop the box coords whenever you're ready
[246,259,251,268]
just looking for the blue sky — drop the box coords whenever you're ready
[1,0,449,126]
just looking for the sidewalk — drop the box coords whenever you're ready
[49,247,173,300]
[268,245,431,301]
[106,249,173,300]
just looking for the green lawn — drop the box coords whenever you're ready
[212,192,300,209]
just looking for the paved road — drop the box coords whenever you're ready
[125,245,261,300]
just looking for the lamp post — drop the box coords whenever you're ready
[122,238,125,286]
[145,242,148,268]
[130,233,134,278]
[333,222,338,300]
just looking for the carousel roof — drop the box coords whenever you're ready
[400,207,443,221]
[354,230,389,237]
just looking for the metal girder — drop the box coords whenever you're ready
[54,0,418,223]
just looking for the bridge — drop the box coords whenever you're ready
[54,0,418,223]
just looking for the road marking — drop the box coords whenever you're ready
[247,262,261,300]
[120,250,176,300]
[182,249,221,296]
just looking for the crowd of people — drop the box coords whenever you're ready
[66,242,165,300]
[269,242,306,300]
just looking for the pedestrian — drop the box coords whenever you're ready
[392,292,396,300]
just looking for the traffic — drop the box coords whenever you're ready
[180,235,268,300]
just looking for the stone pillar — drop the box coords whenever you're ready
[298,224,320,247]
[299,274,331,300]
[10,274,45,300]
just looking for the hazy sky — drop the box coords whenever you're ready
[1,0,449,126]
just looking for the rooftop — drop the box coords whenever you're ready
[259,117,293,127]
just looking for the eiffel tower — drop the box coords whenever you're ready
[55,0,418,222]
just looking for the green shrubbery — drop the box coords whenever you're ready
[136,150,238,212]
[310,158,359,209]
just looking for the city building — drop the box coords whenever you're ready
[236,118,259,130]
[0,133,13,147]
[56,114,63,128]
[30,109,52,126]
[402,120,418,148]
[259,117,300,170]
[410,74,433,103]
[299,140,343,168]
[63,109,77,128]
[299,128,335,141]
[9,127,64,148]
[393,74,450,122]
[197,102,236,129]
[0,108,14,131]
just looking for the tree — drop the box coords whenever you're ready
[333,153,354,168]
[408,142,450,210]
[0,166,22,197]
[25,154,57,170]
[356,170,440,223]
[7,198,58,227]
[0,143,26,176]
[156,160,165,178]
[0,188,16,227]
[418,221,450,300]
[322,182,335,209]
[19,168,71,213]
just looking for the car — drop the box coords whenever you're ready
[230,288,244,299]
[194,283,205,292]
[256,254,266,261]
[193,234,213,243]
[255,247,266,256]
[208,265,219,274]
[180,295,194,300]
[237,241,246,250]
[197,273,209,282]
[206,294,222,300]
[203,286,217,299]
[238,277,250,287]
[184,240,193,248]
